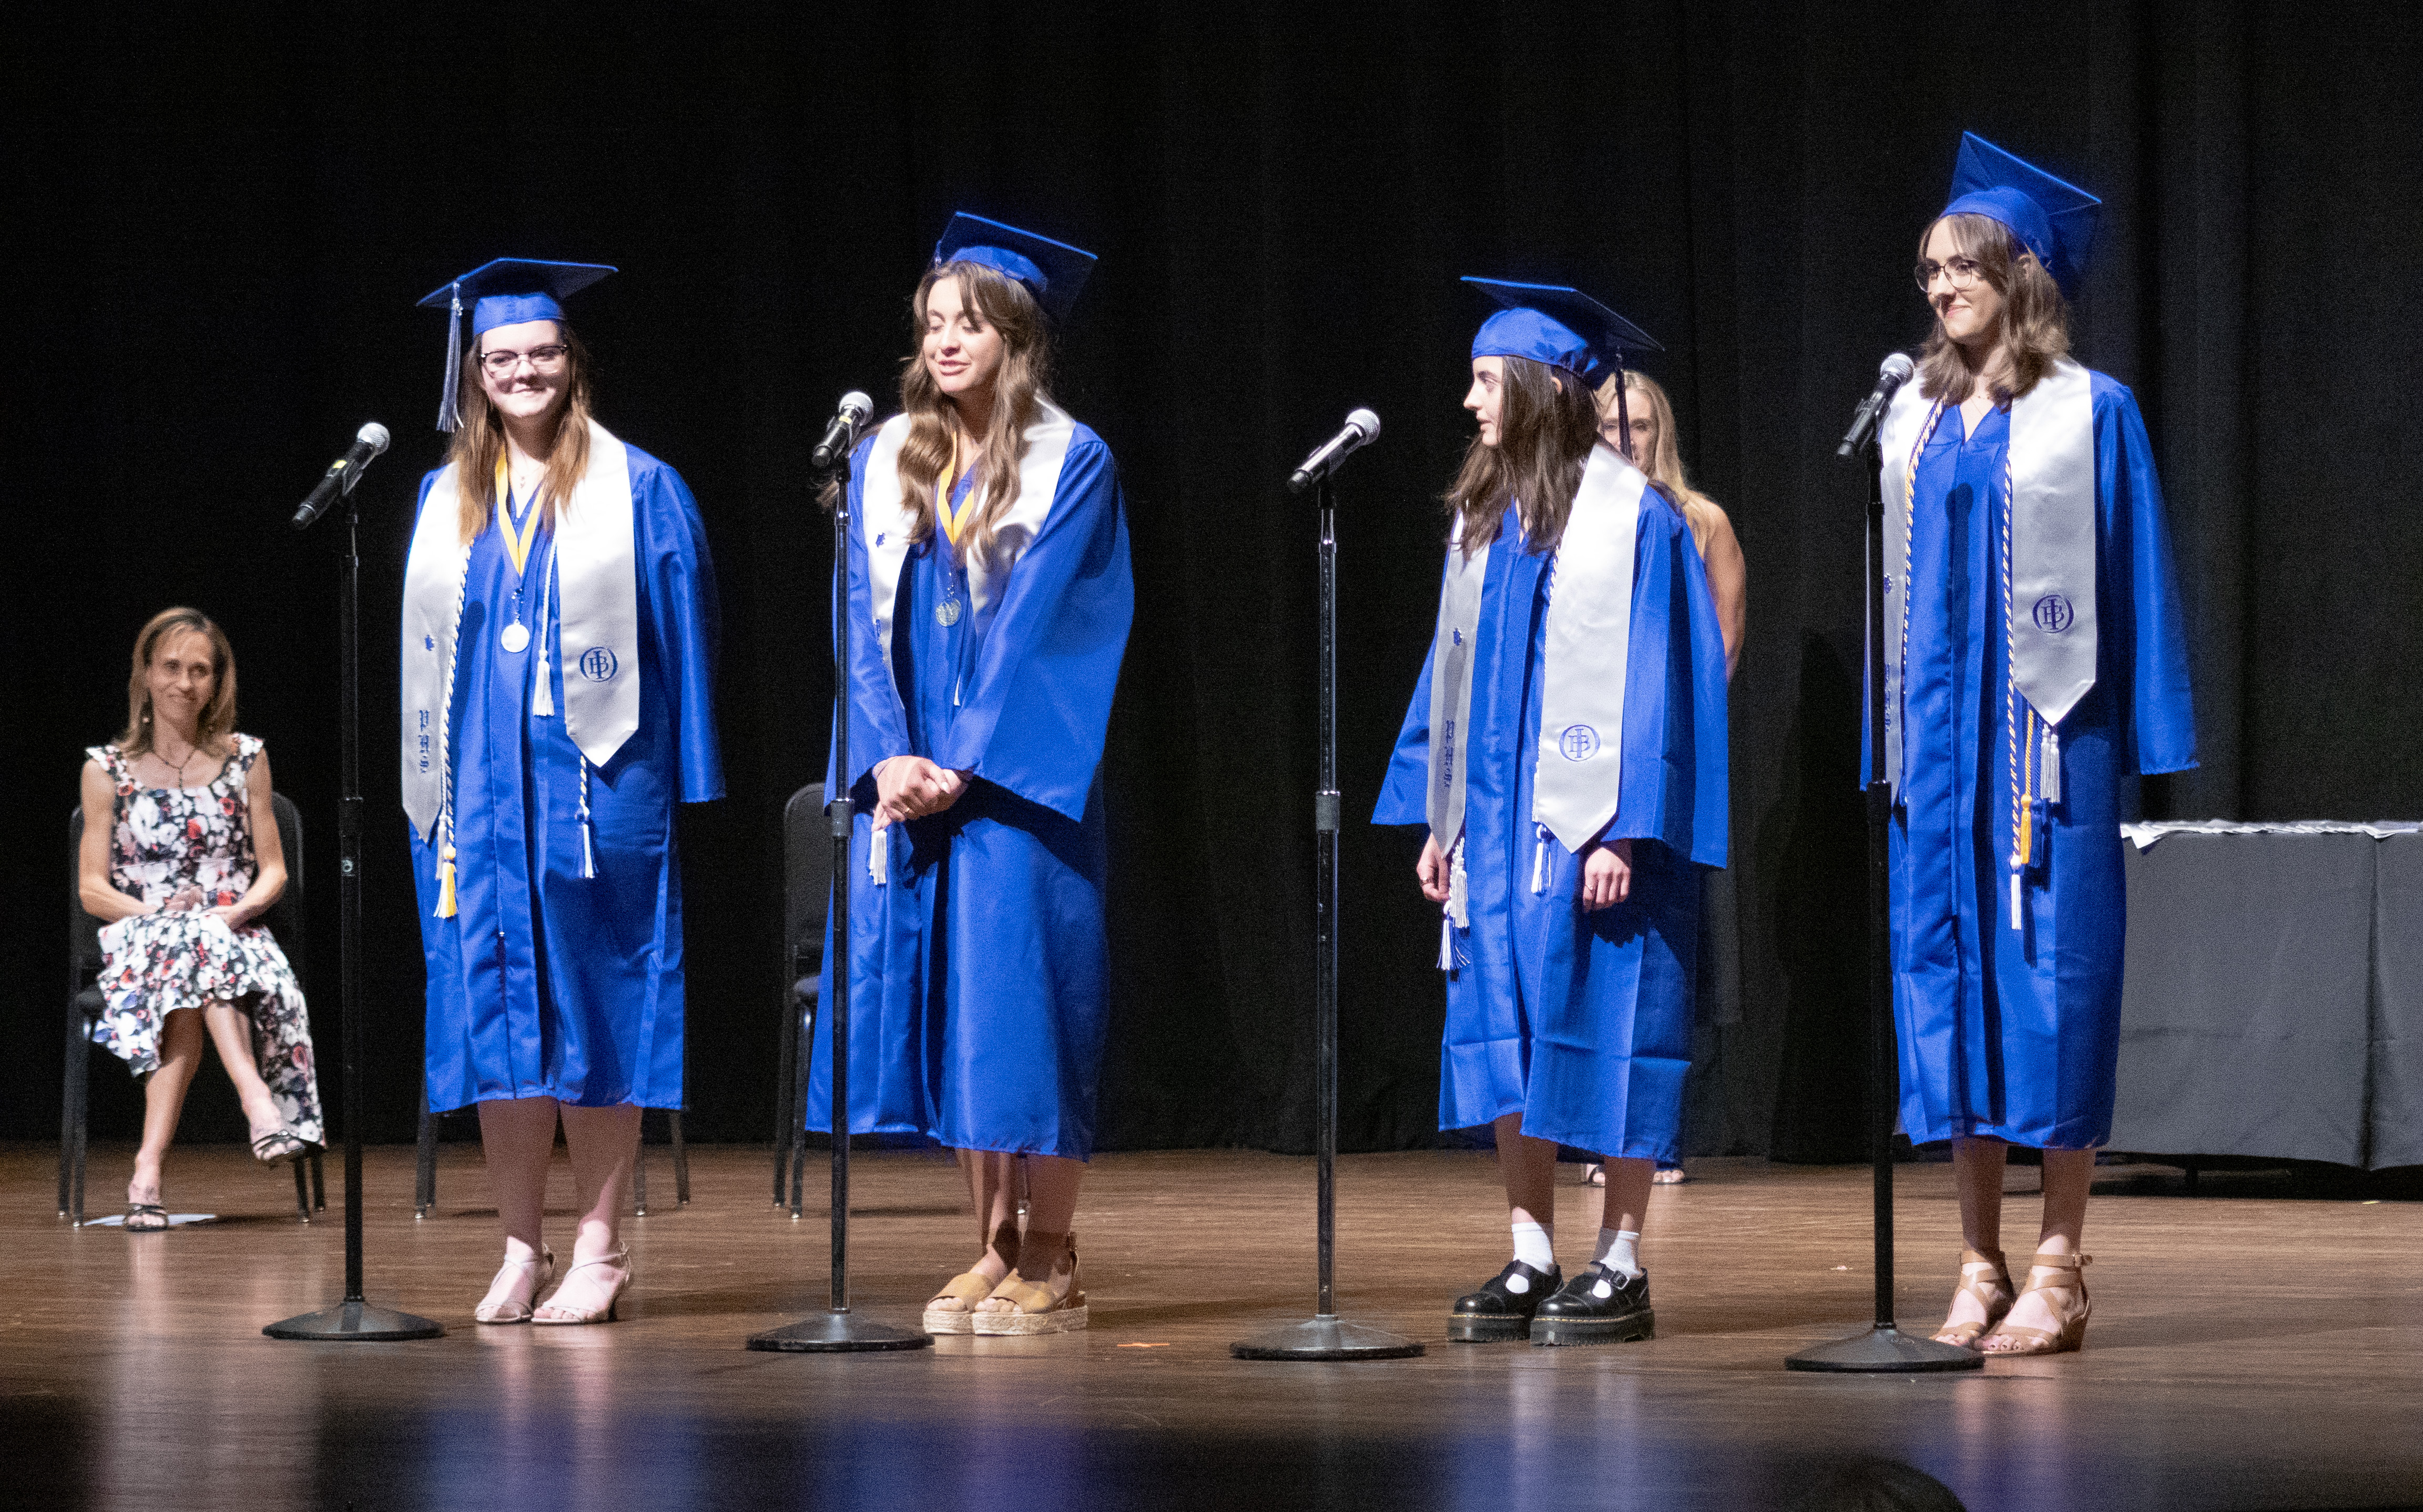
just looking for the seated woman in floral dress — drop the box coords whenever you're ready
[77,607,322,1230]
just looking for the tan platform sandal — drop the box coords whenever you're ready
[925,1219,1023,1335]
[1930,1247,2014,1349]
[971,1232,1086,1336]
[1980,1251,2090,1356]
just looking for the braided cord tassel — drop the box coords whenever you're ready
[1896,401,1949,798]
[2002,445,2034,931]
[576,757,597,880]
[432,543,474,918]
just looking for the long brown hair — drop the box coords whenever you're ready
[443,321,597,546]
[1445,355,1605,556]
[116,607,238,758]
[892,262,1054,560]
[1597,369,1726,556]
[1916,212,2071,406]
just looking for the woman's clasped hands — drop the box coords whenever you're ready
[872,755,971,829]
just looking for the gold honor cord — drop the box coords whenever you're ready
[935,435,981,546]
[494,457,546,576]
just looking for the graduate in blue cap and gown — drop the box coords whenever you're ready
[1882,136,2195,1356]
[1375,278,1729,1345]
[807,215,1133,1336]
[401,259,722,1325]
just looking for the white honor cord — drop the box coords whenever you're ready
[531,538,560,719]
[869,823,888,887]
[431,542,475,918]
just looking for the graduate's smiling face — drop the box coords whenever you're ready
[145,628,218,735]
[922,275,1005,404]
[1923,219,2003,350]
[476,318,572,427]
[1465,356,1508,446]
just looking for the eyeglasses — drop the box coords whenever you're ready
[479,343,571,376]
[1914,257,1986,293]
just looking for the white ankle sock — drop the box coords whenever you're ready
[1594,1227,1641,1276]
[1510,1220,1555,1279]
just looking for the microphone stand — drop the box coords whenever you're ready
[1232,472,1422,1362]
[1785,416,1979,1373]
[266,472,443,1342]
[749,432,930,1354]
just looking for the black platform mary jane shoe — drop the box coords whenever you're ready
[1448,1260,1562,1342]
[1531,1262,1655,1347]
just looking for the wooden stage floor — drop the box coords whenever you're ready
[4,1142,2419,1511]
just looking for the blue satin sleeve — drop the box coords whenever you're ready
[632,455,725,803]
[2092,377,2197,776]
[1605,493,1730,867]
[1373,635,1434,826]
[931,434,1135,822]
[828,435,915,801]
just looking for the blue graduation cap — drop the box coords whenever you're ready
[1462,277,1662,391]
[1941,133,2101,294]
[417,258,617,432]
[933,213,1098,325]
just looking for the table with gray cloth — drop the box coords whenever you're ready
[2110,822,2423,1170]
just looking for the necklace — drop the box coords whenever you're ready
[155,734,199,788]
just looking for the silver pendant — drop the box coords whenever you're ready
[500,620,531,653]
[935,598,963,627]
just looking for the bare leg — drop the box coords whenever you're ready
[1596,1156,1655,1242]
[130,1008,207,1211]
[976,1153,1087,1313]
[1495,1111,1560,1231]
[200,1001,283,1136]
[476,1097,559,1262]
[1981,1148,2093,1351]
[557,1105,640,1260]
[1936,1136,2014,1341]
[959,1149,1021,1282]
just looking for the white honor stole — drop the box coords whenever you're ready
[401,422,640,904]
[1879,357,2096,924]
[1426,446,1645,963]
[855,401,1077,885]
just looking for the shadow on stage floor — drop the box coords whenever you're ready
[4,1143,2419,1511]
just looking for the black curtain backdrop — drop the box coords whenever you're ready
[9,3,2420,1160]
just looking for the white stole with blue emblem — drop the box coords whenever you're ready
[854,400,1076,883]
[1878,356,2096,797]
[401,419,639,840]
[1425,444,1643,942]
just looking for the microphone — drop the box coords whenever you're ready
[1836,353,1916,459]
[810,391,875,471]
[290,422,392,530]
[1288,408,1382,494]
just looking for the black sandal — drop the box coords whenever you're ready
[250,1127,308,1168]
[124,1202,169,1232]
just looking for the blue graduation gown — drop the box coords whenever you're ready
[1376,490,1729,1160]
[808,427,1134,1159]
[410,447,724,1110]
[1890,374,2194,1149]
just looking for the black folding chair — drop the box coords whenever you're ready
[772,783,832,1215]
[62,798,325,1225]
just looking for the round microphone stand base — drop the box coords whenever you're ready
[263,1301,444,1343]
[1786,1324,1982,1373]
[747,1312,932,1354]
[1230,1315,1426,1362]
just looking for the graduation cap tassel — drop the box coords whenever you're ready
[436,842,459,918]
[1612,356,1633,461]
[436,286,463,433]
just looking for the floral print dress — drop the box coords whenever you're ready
[88,737,323,1145]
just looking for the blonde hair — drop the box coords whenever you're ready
[1597,369,1726,557]
[1915,212,2071,406]
[1445,356,1605,557]
[891,262,1054,562]
[442,321,597,546]
[116,607,237,758]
